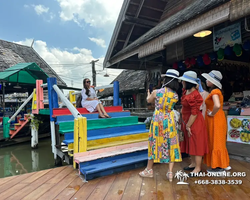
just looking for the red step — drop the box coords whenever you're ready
[53,106,123,116]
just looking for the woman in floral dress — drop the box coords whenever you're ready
[139,69,182,182]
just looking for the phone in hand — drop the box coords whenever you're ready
[149,84,153,93]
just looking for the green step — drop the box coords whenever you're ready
[59,116,139,134]
[39,109,50,115]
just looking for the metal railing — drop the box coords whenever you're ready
[52,85,81,118]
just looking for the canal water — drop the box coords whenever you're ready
[0,138,64,178]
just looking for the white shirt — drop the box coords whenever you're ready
[81,87,97,101]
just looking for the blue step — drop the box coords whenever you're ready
[79,150,148,180]
[63,129,148,145]
[63,123,147,141]
[56,111,130,123]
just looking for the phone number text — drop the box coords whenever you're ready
[194,180,243,185]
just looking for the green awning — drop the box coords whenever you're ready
[0,63,49,84]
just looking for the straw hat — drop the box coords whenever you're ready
[178,71,199,85]
[161,69,179,79]
[201,70,222,89]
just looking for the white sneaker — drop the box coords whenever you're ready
[224,166,231,171]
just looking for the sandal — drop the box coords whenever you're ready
[166,172,173,182]
[98,115,106,118]
[139,168,153,178]
[104,114,111,118]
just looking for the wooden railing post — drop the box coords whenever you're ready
[73,118,79,169]
[113,81,119,106]
[69,91,76,107]
[79,117,87,153]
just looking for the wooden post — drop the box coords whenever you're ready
[73,118,79,169]
[47,77,59,162]
[136,93,141,108]
[79,117,87,153]
[69,91,76,107]
[55,123,62,166]
[31,114,38,149]
[91,60,98,87]
[3,117,10,139]
[36,80,44,111]
[113,81,119,106]
[2,82,5,117]
[31,150,39,171]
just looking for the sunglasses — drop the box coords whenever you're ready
[86,81,91,83]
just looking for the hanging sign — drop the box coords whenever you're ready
[213,22,242,51]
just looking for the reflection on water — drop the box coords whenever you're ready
[0,138,63,178]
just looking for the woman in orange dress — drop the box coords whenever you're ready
[202,70,230,173]
[179,71,209,175]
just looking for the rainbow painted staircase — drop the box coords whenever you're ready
[9,114,30,139]
[54,106,149,181]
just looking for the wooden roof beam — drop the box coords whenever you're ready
[137,14,160,22]
[124,16,158,28]
[123,0,145,49]
[129,2,164,13]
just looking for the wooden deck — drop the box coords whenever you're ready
[0,158,250,200]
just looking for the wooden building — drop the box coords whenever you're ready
[104,0,250,161]
[99,70,147,109]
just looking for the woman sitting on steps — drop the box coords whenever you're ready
[81,78,111,118]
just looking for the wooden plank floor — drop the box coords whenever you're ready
[0,158,250,200]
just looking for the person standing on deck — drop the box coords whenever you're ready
[202,70,230,172]
[139,69,182,182]
[179,71,209,176]
[198,76,209,118]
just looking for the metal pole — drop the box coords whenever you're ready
[52,85,81,118]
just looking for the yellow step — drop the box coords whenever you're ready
[67,132,148,156]
[87,132,148,150]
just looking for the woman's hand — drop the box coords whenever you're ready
[207,109,214,117]
[147,90,156,103]
[186,126,192,137]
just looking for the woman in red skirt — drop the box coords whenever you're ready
[178,71,209,175]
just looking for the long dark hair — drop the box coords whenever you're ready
[163,77,179,92]
[198,76,208,92]
[185,82,197,90]
[83,78,90,97]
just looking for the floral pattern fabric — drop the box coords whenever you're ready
[148,87,182,163]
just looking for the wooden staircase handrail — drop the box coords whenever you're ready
[8,91,34,123]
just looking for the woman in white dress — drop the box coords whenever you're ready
[81,78,111,118]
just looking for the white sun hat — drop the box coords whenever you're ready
[178,71,199,85]
[201,70,222,89]
[161,69,179,79]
